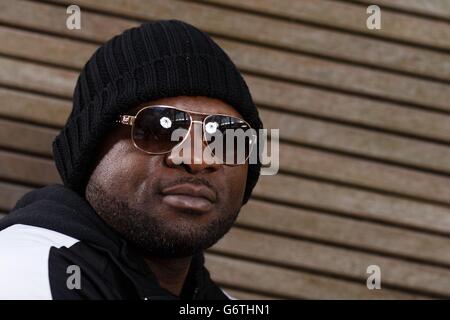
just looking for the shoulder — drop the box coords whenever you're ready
[0,224,79,299]
[0,224,79,248]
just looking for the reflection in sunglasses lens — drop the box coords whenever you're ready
[133,107,191,153]
[131,107,254,165]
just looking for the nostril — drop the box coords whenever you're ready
[180,161,218,175]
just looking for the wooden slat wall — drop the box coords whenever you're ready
[0,0,449,299]
[353,0,450,20]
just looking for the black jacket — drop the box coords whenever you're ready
[0,184,230,300]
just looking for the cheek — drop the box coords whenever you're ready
[222,165,248,201]
[89,139,158,196]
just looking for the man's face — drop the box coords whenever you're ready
[85,96,248,258]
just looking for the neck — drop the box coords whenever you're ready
[144,255,192,297]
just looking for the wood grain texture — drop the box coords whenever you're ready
[353,0,450,20]
[0,181,32,212]
[0,150,60,185]
[210,226,450,297]
[0,56,75,98]
[239,200,450,266]
[205,253,425,299]
[1,0,450,299]
[198,0,450,49]
[0,88,71,127]
[0,118,57,156]
[255,174,450,235]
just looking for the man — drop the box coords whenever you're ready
[0,20,263,299]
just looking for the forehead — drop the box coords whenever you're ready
[128,96,243,118]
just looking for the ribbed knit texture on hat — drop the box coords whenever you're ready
[52,20,263,204]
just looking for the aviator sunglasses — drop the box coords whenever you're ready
[116,105,257,165]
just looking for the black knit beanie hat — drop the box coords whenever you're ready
[52,20,263,205]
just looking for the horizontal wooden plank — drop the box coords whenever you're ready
[47,0,450,80]
[0,56,75,98]
[2,24,450,142]
[255,174,450,235]
[201,0,450,50]
[0,88,71,127]
[0,181,32,211]
[241,199,450,265]
[205,253,423,299]
[261,108,450,174]
[0,25,96,69]
[279,144,450,206]
[0,118,57,156]
[0,150,60,185]
[240,200,450,267]
[246,76,450,144]
[354,0,450,20]
[210,227,450,297]
[218,38,450,112]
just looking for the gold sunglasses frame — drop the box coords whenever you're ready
[116,105,257,165]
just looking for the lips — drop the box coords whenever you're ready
[161,183,217,213]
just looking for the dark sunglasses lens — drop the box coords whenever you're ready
[204,115,254,164]
[132,107,191,153]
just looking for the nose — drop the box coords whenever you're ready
[165,121,221,174]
